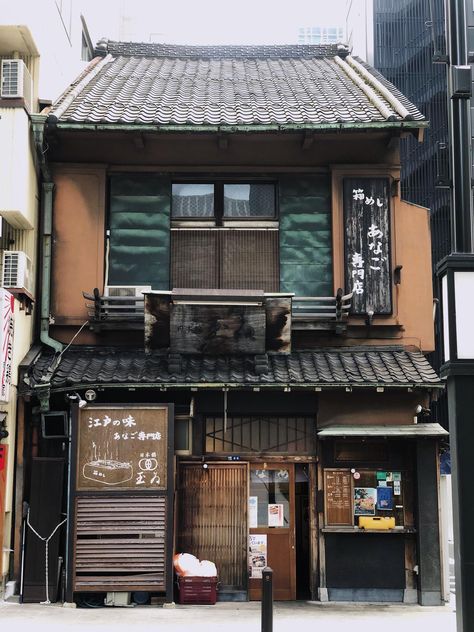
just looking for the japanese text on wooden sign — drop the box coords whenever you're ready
[343,178,392,315]
[76,406,168,491]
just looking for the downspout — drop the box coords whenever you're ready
[31,114,64,353]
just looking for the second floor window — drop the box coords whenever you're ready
[172,182,276,222]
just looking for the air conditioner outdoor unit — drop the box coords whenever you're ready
[1,59,33,111]
[104,285,151,298]
[104,285,151,307]
[2,251,32,293]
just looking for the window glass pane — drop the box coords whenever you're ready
[175,418,191,452]
[172,184,214,217]
[223,184,275,218]
[250,469,290,528]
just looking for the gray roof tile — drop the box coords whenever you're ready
[49,41,424,128]
[25,347,441,391]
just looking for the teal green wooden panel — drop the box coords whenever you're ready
[109,174,170,288]
[279,175,333,296]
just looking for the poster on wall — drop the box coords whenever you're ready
[354,487,377,515]
[268,504,284,527]
[76,406,169,491]
[248,534,267,579]
[343,177,392,315]
[249,496,258,528]
[0,289,14,403]
[376,486,394,511]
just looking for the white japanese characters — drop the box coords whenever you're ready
[349,188,387,298]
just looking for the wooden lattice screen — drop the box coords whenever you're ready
[171,229,279,291]
[177,463,248,597]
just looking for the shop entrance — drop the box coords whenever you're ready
[248,463,297,600]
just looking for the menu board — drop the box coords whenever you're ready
[76,406,169,491]
[324,469,353,526]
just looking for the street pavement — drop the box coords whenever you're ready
[0,599,457,632]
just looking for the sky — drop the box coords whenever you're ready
[80,0,348,46]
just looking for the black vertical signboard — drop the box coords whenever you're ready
[343,178,392,315]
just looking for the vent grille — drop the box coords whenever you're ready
[74,496,167,591]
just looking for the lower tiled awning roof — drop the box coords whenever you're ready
[23,346,442,393]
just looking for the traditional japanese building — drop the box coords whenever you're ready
[16,40,446,606]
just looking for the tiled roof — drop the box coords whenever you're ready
[25,346,441,391]
[48,41,425,128]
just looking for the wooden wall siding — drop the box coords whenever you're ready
[279,175,333,297]
[74,496,166,591]
[171,229,279,291]
[170,304,266,355]
[177,464,247,593]
[205,416,316,454]
[109,174,170,289]
[343,177,392,315]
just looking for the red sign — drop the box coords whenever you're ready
[0,444,6,471]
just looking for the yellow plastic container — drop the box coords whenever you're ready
[358,516,395,530]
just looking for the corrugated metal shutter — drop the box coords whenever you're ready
[109,174,170,289]
[177,463,247,597]
[279,175,333,296]
[74,496,166,591]
[171,229,279,291]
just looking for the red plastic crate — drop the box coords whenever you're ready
[177,576,218,605]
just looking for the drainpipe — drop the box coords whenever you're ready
[31,114,63,353]
[40,181,63,353]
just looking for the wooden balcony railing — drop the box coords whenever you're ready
[83,288,353,333]
[291,289,353,331]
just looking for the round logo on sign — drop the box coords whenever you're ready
[139,457,158,471]
[353,471,361,480]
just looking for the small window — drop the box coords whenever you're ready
[223,184,276,218]
[171,181,277,222]
[175,416,192,454]
[172,184,214,218]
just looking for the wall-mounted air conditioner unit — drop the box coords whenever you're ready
[1,59,33,111]
[104,285,151,308]
[2,251,32,293]
[104,285,151,298]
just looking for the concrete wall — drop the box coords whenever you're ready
[0,108,37,229]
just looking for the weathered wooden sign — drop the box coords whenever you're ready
[343,178,392,315]
[76,406,168,491]
[324,468,353,526]
[170,304,266,355]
